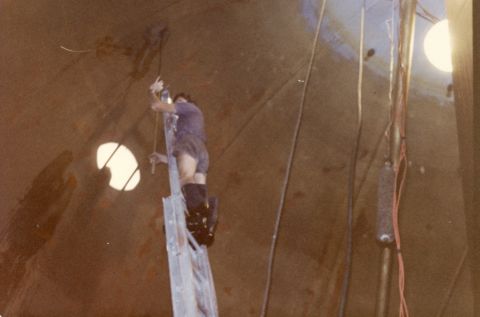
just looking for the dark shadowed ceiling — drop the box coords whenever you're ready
[0,0,473,316]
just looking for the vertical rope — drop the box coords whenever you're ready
[384,1,396,156]
[337,1,365,316]
[259,1,327,316]
[392,143,409,317]
[151,113,160,174]
[151,28,168,175]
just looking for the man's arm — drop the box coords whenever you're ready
[151,92,176,113]
[149,77,175,113]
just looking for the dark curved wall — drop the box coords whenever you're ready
[0,0,471,315]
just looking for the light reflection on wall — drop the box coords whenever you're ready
[96,142,140,191]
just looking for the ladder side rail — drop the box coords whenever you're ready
[163,196,187,316]
[198,247,219,317]
[163,105,199,316]
[186,230,218,317]
[164,113,182,195]
[186,232,209,314]
[174,194,198,317]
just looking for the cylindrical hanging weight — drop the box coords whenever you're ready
[376,162,395,243]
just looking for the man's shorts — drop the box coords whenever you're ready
[173,134,209,174]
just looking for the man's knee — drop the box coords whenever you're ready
[193,173,206,184]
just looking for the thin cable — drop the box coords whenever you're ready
[259,1,327,316]
[101,143,121,170]
[384,2,396,158]
[391,59,410,316]
[59,45,93,53]
[392,13,412,310]
[435,247,469,317]
[337,1,365,316]
[121,166,139,191]
[417,1,440,23]
[151,112,160,174]
[415,11,436,24]
[392,143,409,317]
[150,32,167,175]
[387,17,395,109]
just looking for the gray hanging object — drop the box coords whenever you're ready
[376,162,395,244]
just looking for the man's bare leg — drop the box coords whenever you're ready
[177,154,197,186]
[177,153,209,211]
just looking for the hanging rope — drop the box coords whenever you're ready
[384,1,396,156]
[391,1,412,315]
[392,141,409,317]
[337,1,366,316]
[259,0,327,316]
[151,28,168,175]
[435,247,468,317]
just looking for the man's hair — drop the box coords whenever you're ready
[173,93,193,103]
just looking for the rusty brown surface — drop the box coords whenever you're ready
[0,1,473,315]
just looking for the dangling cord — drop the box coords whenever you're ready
[151,113,161,174]
[391,45,410,315]
[384,0,396,157]
[151,31,168,175]
[384,2,410,315]
[392,141,409,317]
[337,1,365,316]
[259,0,327,316]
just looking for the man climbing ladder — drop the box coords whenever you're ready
[149,77,218,246]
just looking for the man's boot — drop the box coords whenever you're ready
[203,197,219,245]
[182,184,209,246]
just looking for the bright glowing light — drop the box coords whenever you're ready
[424,19,452,72]
[96,142,140,191]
